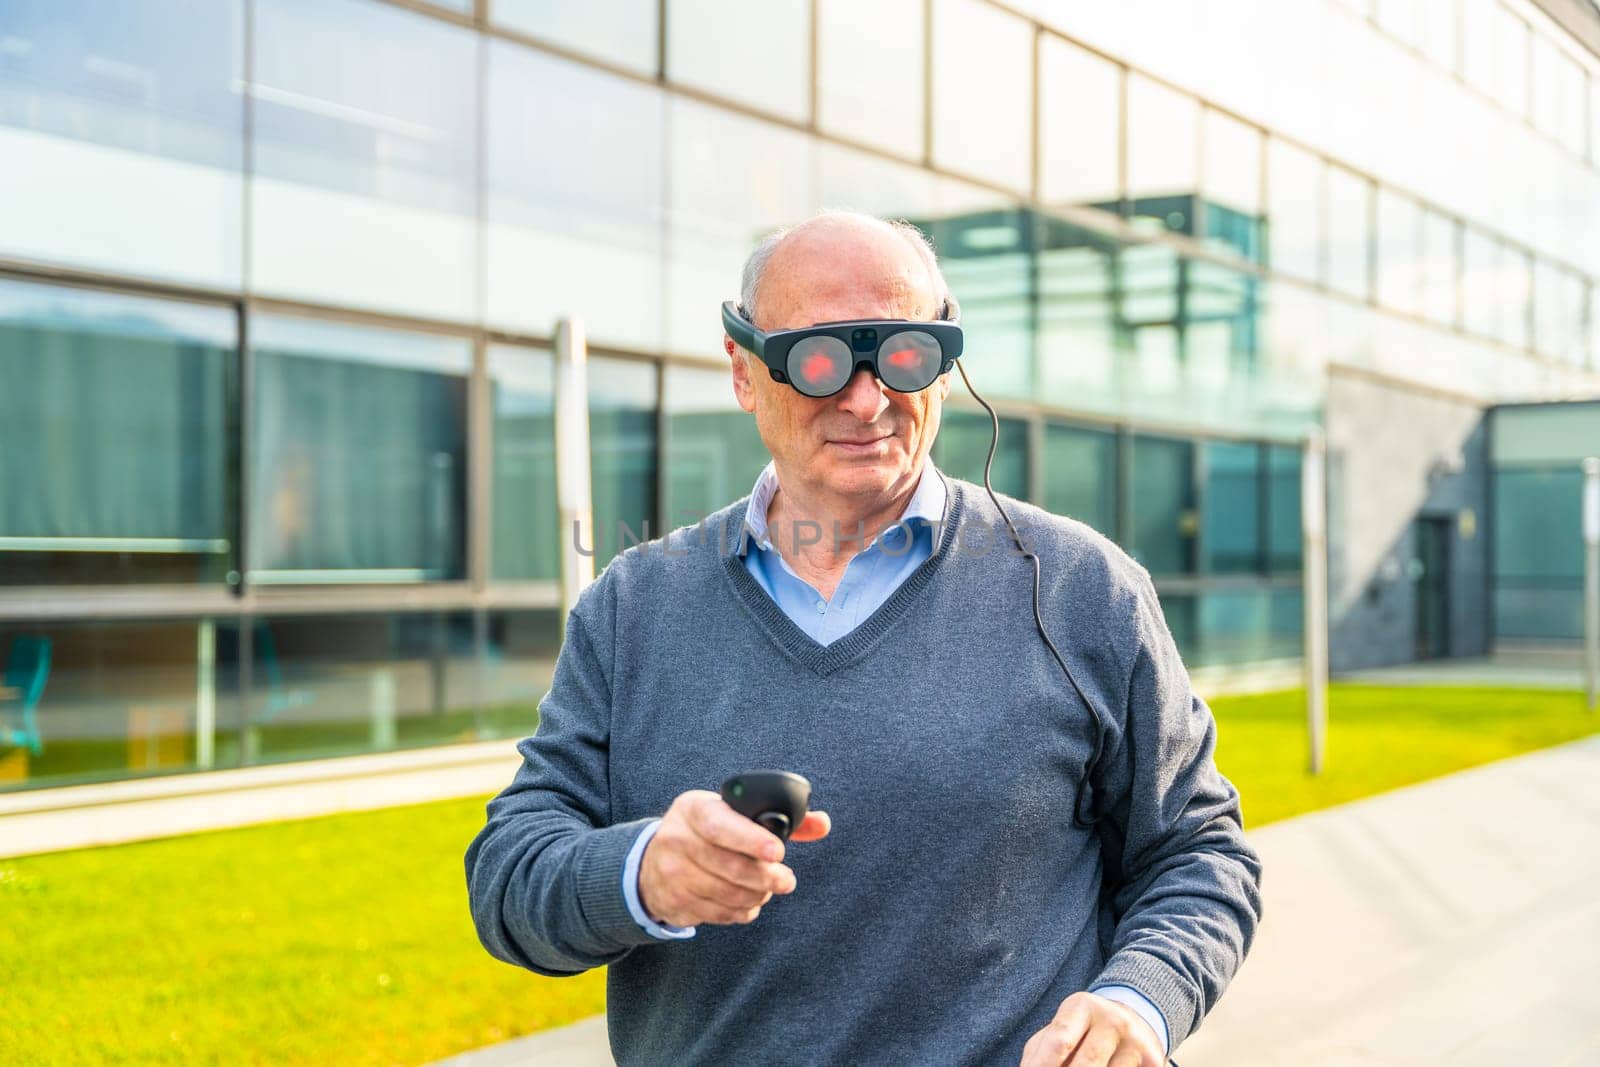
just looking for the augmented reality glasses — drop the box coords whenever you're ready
[721,301,964,399]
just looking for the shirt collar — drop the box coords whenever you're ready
[740,459,948,556]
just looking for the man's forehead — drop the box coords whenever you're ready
[759,227,937,321]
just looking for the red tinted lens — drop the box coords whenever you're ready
[877,330,942,392]
[786,336,852,396]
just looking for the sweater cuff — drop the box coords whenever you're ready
[1091,950,1197,1051]
[575,818,670,949]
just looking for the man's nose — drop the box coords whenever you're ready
[835,364,890,422]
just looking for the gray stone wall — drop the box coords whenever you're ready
[1324,371,1491,673]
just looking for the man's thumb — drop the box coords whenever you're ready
[791,810,831,842]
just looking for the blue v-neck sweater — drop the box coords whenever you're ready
[465,479,1262,1065]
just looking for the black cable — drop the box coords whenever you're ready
[953,358,1112,831]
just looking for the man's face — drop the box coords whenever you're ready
[727,222,951,506]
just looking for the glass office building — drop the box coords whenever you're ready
[1,0,1597,791]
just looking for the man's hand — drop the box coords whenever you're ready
[1019,991,1165,1067]
[637,789,831,928]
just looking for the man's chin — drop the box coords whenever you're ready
[818,456,916,497]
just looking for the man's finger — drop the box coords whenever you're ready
[790,810,830,842]
[683,831,795,894]
[1019,1001,1090,1066]
[688,794,787,861]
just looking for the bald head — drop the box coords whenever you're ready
[740,211,956,332]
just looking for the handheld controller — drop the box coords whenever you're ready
[720,770,811,841]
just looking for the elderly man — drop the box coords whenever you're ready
[465,210,1261,1066]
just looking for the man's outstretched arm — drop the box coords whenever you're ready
[464,602,664,976]
[1087,567,1265,1051]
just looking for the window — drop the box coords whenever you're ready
[1042,423,1116,536]
[817,0,924,161]
[1418,208,1458,327]
[250,0,478,321]
[1130,434,1196,576]
[248,316,470,582]
[486,44,666,351]
[1266,138,1322,282]
[663,364,769,528]
[1202,441,1261,574]
[1266,445,1302,572]
[934,411,1028,500]
[1374,189,1420,314]
[587,357,658,569]
[1498,246,1532,350]
[931,0,1033,191]
[0,280,233,586]
[494,0,659,75]
[1325,166,1371,300]
[667,0,809,122]
[489,345,558,582]
[1038,36,1121,212]
[1461,0,1495,96]
[1126,74,1199,236]
[1495,7,1529,119]
[1462,227,1500,339]
[0,0,243,287]
[1201,109,1263,262]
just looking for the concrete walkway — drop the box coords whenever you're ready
[437,733,1600,1066]
[1338,646,1587,690]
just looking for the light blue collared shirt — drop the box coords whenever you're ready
[619,461,1169,1057]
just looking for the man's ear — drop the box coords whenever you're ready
[728,335,758,414]
[937,368,952,401]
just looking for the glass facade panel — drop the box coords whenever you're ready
[1462,226,1499,338]
[666,0,809,122]
[1202,441,1261,574]
[933,411,1028,500]
[489,345,558,582]
[0,281,233,586]
[0,618,238,791]
[486,43,665,351]
[1499,245,1532,350]
[1036,218,1123,413]
[1266,138,1322,282]
[927,207,1036,399]
[1130,434,1196,576]
[0,0,243,287]
[1375,188,1420,314]
[1495,7,1529,119]
[1493,467,1582,638]
[248,316,470,582]
[1326,165,1371,300]
[1266,444,1303,573]
[931,0,1033,191]
[663,364,769,528]
[816,0,923,161]
[494,0,659,74]
[1038,36,1121,212]
[1419,208,1458,326]
[1201,108,1263,261]
[1041,422,1116,536]
[1461,0,1496,96]
[1126,74,1199,236]
[251,0,478,321]
[587,357,658,569]
[1416,0,1457,70]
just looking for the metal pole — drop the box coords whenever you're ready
[1303,429,1329,774]
[555,318,595,617]
[1584,457,1599,711]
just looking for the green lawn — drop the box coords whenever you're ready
[1,684,1595,1066]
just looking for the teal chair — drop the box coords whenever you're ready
[2,635,51,756]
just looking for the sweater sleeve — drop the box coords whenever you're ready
[464,600,668,976]
[1087,566,1264,1050]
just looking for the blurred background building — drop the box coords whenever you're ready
[1,0,1597,792]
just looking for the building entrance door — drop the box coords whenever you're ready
[1415,516,1452,660]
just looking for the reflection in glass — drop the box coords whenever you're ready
[1266,138,1322,282]
[1202,441,1261,574]
[1126,74,1198,236]
[667,0,809,121]
[1325,166,1371,300]
[494,0,659,74]
[0,0,243,286]
[922,208,1035,398]
[487,43,665,350]
[251,0,477,320]
[1495,6,1529,119]
[817,0,923,161]
[1419,208,1458,327]
[0,619,237,792]
[1497,245,1532,350]
[588,357,658,569]
[935,411,1028,500]
[1462,227,1500,339]
[932,0,1033,191]
[1037,218,1123,412]
[1494,467,1582,638]
[1461,0,1496,96]
[1201,109,1263,262]
[1038,37,1121,212]
[1267,445,1303,572]
[490,346,558,581]
[663,364,769,528]
[249,316,469,582]
[1130,434,1196,576]
[0,280,233,586]
[1042,422,1116,536]
[1375,189,1420,314]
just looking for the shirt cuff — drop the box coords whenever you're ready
[622,818,697,940]
[1091,983,1170,1057]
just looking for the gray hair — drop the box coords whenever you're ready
[738,209,961,327]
